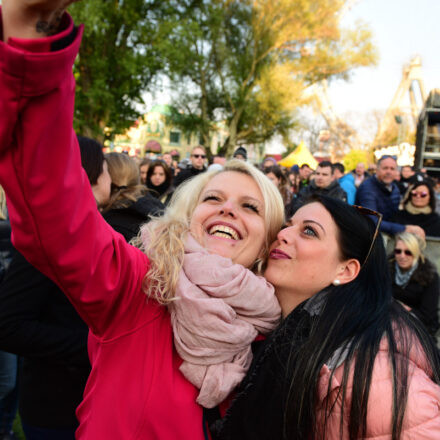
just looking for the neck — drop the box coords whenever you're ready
[276,287,313,318]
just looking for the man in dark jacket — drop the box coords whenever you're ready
[173,146,207,187]
[288,161,347,216]
[356,155,425,237]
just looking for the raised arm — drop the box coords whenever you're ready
[0,2,151,338]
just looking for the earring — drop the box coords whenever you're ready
[333,279,340,286]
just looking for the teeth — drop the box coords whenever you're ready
[208,225,240,240]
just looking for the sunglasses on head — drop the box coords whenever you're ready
[353,205,383,266]
[411,190,428,198]
[192,154,206,159]
[394,248,412,256]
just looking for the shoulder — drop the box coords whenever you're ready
[318,338,440,438]
[413,259,438,286]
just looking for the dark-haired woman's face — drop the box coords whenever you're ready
[150,166,166,186]
[410,185,430,208]
[265,202,346,315]
[266,172,280,188]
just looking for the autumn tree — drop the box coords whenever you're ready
[69,1,165,142]
[164,0,377,156]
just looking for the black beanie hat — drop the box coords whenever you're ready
[233,146,247,160]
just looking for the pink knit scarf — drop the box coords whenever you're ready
[169,234,281,408]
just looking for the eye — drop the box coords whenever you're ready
[303,225,317,237]
[243,202,259,214]
[203,195,220,202]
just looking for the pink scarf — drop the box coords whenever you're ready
[169,234,281,408]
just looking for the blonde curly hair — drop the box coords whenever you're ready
[135,159,285,304]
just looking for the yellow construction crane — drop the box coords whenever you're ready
[374,56,427,146]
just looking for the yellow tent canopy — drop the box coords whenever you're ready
[278,141,318,169]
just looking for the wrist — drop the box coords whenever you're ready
[2,2,65,41]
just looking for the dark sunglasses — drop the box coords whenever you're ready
[192,154,206,159]
[353,205,383,266]
[394,248,412,256]
[411,190,428,198]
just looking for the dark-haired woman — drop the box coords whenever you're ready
[146,160,175,206]
[216,195,440,439]
[102,153,164,242]
[391,181,440,237]
[389,232,440,337]
[263,165,293,219]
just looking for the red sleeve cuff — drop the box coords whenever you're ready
[1,9,76,53]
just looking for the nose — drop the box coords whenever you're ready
[277,224,294,244]
[219,200,237,217]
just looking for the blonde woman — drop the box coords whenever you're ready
[0,5,284,439]
[389,232,440,336]
[102,152,164,242]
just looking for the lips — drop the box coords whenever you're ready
[269,249,291,260]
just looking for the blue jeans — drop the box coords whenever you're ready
[21,422,76,440]
[0,351,18,436]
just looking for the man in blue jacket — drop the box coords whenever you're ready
[356,155,425,237]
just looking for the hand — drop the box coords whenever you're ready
[404,225,426,240]
[2,0,81,41]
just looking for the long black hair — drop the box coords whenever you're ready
[283,195,440,439]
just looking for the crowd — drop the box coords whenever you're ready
[0,1,440,440]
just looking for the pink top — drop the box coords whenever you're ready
[0,12,207,440]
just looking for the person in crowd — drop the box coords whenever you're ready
[261,157,277,171]
[287,168,301,195]
[212,154,226,167]
[0,187,18,440]
[102,153,165,242]
[351,162,369,188]
[298,163,313,190]
[292,161,347,208]
[332,162,356,205]
[391,181,440,237]
[356,155,425,237]
[367,163,377,175]
[144,160,175,207]
[0,8,286,437]
[138,158,150,185]
[214,195,440,439]
[0,135,112,440]
[389,232,440,337]
[263,165,293,217]
[232,147,247,161]
[173,145,207,187]
[397,165,415,195]
[161,152,175,176]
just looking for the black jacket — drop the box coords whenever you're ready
[390,209,440,238]
[389,258,440,336]
[0,250,90,428]
[102,194,164,242]
[288,180,347,216]
[0,219,12,282]
[173,166,206,187]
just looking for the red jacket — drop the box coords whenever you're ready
[0,12,207,440]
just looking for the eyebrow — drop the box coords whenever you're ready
[304,219,325,235]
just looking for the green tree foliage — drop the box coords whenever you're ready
[164,0,377,156]
[70,1,165,142]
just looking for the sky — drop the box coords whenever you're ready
[328,0,440,114]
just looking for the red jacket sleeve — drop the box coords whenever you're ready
[0,11,151,339]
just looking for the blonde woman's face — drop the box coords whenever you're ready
[190,171,266,268]
[394,240,415,271]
